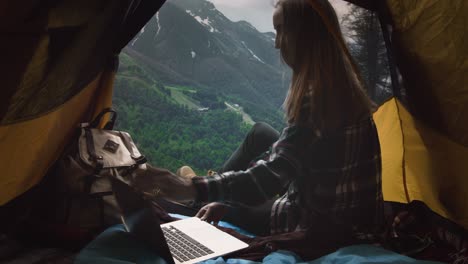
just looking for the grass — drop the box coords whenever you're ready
[119,53,138,67]
[169,89,201,110]
[225,102,255,125]
[119,53,202,111]
[166,85,197,93]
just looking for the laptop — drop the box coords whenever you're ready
[111,179,248,264]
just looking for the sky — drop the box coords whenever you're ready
[207,0,350,33]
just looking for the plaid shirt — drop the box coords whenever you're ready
[193,117,383,235]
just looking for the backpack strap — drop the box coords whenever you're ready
[119,131,147,165]
[84,128,104,174]
[89,108,117,129]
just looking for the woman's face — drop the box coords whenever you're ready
[273,4,295,68]
[273,6,284,50]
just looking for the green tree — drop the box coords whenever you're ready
[113,59,252,174]
[342,4,392,104]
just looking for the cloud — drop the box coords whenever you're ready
[207,0,350,33]
[226,9,275,33]
[208,0,275,32]
[329,0,349,19]
[209,0,275,9]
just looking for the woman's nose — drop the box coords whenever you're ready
[275,36,280,49]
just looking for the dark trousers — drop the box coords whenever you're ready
[219,122,280,236]
[220,122,280,173]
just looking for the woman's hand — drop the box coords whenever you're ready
[135,165,197,202]
[195,202,230,225]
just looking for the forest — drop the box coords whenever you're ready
[114,54,253,175]
[113,3,392,175]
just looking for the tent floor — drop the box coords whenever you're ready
[0,234,75,263]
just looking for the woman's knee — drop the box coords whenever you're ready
[251,122,276,136]
[250,122,279,140]
[248,122,280,149]
[252,122,271,132]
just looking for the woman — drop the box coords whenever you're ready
[151,0,383,257]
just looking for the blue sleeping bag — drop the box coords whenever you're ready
[75,215,443,264]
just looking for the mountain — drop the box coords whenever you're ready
[114,52,252,174]
[126,0,291,127]
[113,0,291,173]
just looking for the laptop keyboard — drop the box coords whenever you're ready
[162,225,214,262]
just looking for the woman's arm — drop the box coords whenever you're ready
[191,126,307,206]
[146,126,305,205]
[193,156,298,206]
[137,166,197,202]
[140,156,297,206]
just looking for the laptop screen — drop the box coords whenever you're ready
[112,178,175,264]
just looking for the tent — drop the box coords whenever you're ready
[0,0,466,259]
[370,0,468,230]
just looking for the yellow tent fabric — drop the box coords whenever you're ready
[1,0,466,237]
[0,1,123,124]
[374,98,468,229]
[0,0,155,205]
[0,71,114,205]
[385,0,468,147]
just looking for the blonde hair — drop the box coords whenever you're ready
[277,0,374,133]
